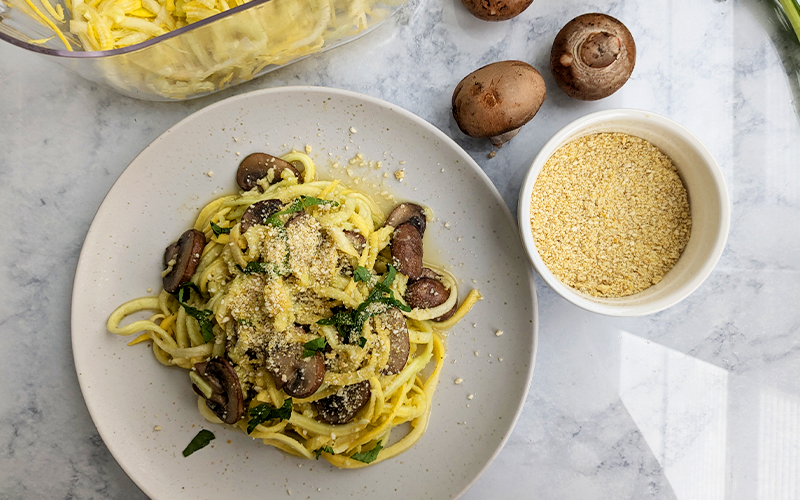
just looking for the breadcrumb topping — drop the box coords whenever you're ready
[530,132,691,297]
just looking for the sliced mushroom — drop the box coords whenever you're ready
[391,222,423,280]
[344,230,367,253]
[313,380,372,425]
[237,153,301,192]
[405,277,457,322]
[265,342,325,399]
[419,267,440,280]
[240,199,283,234]
[192,357,244,424]
[284,212,308,229]
[385,203,427,236]
[163,229,205,293]
[375,307,410,375]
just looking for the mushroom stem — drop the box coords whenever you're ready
[490,128,521,148]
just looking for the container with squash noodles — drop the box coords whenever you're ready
[0,0,403,100]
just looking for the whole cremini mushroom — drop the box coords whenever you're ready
[461,0,533,21]
[452,60,546,147]
[550,13,636,101]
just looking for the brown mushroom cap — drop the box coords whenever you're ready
[452,60,546,147]
[550,13,636,101]
[163,229,205,293]
[237,153,301,192]
[419,267,441,280]
[314,380,372,425]
[391,222,424,280]
[240,199,284,234]
[344,230,367,253]
[405,277,457,322]
[385,203,427,236]
[265,343,326,399]
[192,357,244,424]
[461,0,533,21]
[375,307,410,375]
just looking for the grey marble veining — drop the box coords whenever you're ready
[1,0,799,498]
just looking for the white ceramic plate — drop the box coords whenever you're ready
[71,87,537,500]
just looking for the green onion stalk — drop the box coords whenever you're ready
[779,0,800,43]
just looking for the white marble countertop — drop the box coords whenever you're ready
[2,0,799,498]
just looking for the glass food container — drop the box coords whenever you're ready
[0,0,403,100]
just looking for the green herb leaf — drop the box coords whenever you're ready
[173,284,215,343]
[275,397,293,420]
[210,221,232,237]
[182,429,215,457]
[265,196,339,227]
[314,445,335,459]
[237,318,253,327]
[353,266,371,283]
[247,398,293,434]
[238,262,280,276]
[302,337,327,358]
[175,282,202,300]
[380,264,398,287]
[350,440,383,464]
[316,265,409,346]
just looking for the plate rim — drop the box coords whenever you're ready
[70,85,539,500]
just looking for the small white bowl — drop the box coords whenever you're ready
[518,109,730,316]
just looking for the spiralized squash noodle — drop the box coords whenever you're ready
[107,151,481,466]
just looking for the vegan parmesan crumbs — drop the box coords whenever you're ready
[530,132,692,298]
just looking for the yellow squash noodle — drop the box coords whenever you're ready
[106,150,479,466]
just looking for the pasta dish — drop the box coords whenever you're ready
[107,150,481,466]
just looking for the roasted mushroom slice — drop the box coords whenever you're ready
[344,230,367,253]
[191,357,244,425]
[265,342,326,399]
[314,380,372,425]
[163,228,205,293]
[391,221,423,280]
[375,307,410,375]
[240,199,283,234]
[419,267,440,280]
[385,203,427,236]
[405,277,457,322]
[237,153,301,192]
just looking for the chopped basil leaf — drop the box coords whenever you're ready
[237,318,253,327]
[317,265,409,346]
[172,284,215,343]
[239,261,281,276]
[350,440,382,464]
[302,337,327,358]
[210,221,231,237]
[380,264,398,288]
[182,429,215,457]
[176,282,202,298]
[353,266,371,283]
[265,196,339,227]
[314,445,335,459]
[247,398,293,434]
